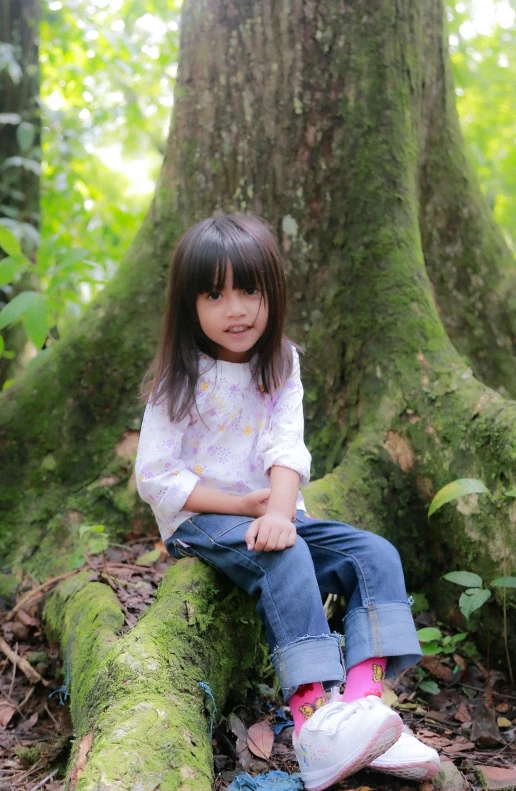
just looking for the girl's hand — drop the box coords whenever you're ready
[245,513,297,552]
[240,489,271,519]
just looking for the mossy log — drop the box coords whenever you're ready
[45,559,263,790]
[1,0,516,692]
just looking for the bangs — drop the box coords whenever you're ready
[187,223,267,296]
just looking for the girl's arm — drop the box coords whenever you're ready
[261,348,311,488]
[136,399,268,522]
[266,465,300,520]
[185,484,270,517]
[244,467,298,551]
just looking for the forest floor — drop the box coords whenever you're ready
[1,542,515,791]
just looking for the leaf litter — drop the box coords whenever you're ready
[1,548,515,791]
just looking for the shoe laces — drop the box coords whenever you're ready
[309,698,376,729]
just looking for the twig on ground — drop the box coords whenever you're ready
[30,767,59,791]
[0,635,49,686]
[45,701,59,727]
[8,640,18,698]
[460,683,516,702]
[2,570,81,623]
[10,759,47,787]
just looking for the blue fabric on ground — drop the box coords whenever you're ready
[270,720,294,736]
[227,770,304,790]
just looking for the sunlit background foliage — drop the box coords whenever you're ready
[448,0,516,253]
[0,0,514,380]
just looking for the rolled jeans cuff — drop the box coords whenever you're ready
[271,633,344,700]
[344,601,422,678]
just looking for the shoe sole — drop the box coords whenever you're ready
[303,712,403,791]
[370,760,441,781]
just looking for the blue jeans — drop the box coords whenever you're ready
[165,511,421,700]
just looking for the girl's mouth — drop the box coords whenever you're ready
[225,325,251,338]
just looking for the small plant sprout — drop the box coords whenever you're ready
[428,477,516,683]
[416,626,468,657]
[70,524,109,567]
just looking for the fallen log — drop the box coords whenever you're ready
[45,558,263,790]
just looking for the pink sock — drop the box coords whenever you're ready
[341,657,387,702]
[289,682,327,734]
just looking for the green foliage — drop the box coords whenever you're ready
[70,523,109,567]
[458,587,491,619]
[431,476,516,629]
[417,626,468,656]
[1,0,181,370]
[39,0,181,294]
[135,547,162,565]
[491,576,516,588]
[428,477,489,517]
[442,570,483,588]
[418,679,440,695]
[448,1,516,251]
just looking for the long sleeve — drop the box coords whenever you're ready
[135,397,200,524]
[261,348,312,487]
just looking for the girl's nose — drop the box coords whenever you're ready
[226,293,246,317]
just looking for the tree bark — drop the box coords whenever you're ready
[0,0,515,754]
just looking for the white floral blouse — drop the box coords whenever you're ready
[135,347,311,540]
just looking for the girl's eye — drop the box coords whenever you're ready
[207,291,221,301]
[244,288,260,296]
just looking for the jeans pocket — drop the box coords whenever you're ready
[165,538,193,559]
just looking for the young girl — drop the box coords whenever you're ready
[135,215,440,791]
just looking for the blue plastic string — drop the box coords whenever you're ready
[48,644,71,705]
[198,680,217,739]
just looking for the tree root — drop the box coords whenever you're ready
[45,558,263,790]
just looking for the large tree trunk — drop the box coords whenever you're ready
[0,0,41,385]
[1,0,516,782]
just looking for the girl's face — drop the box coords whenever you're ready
[196,266,268,363]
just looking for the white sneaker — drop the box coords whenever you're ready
[369,725,441,780]
[293,696,402,791]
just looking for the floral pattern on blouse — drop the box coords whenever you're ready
[135,347,311,540]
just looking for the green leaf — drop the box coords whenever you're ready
[416,627,442,643]
[419,680,440,695]
[0,255,31,286]
[21,295,49,348]
[450,632,468,644]
[490,576,516,589]
[0,291,46,331]
[429,478,489,517]
[87,535,109,555]
[421,641,441,656]
[443,570,483,588]
[459,588,491,620]
[504,488,516,498]
[135,547,162,566]
[0,226,21,257]
[0,335,3,355]
[16,121,36,153]
[70,549,86,569]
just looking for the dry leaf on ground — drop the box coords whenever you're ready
[246,720,274,760]
[0,700,16,728]
[455,702,472,723]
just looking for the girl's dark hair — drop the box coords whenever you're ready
[140,214,294,421]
